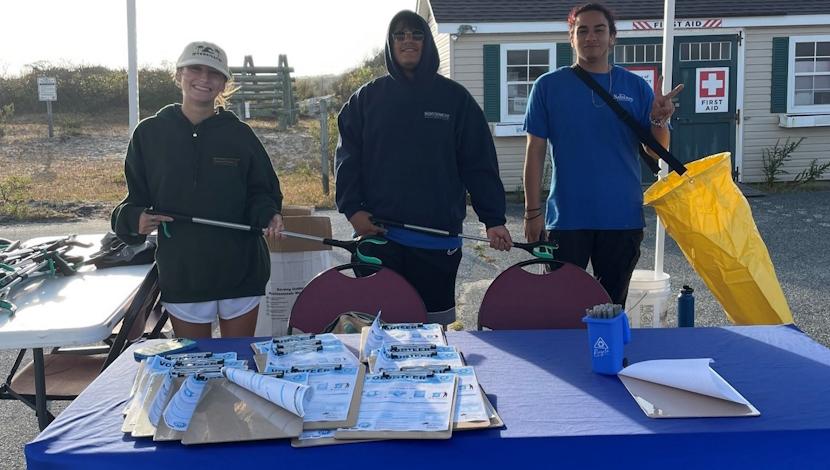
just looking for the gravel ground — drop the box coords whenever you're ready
[1,189,828,468]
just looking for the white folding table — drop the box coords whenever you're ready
[0,234,153,429]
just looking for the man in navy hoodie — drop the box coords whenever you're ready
[335,10,512,325]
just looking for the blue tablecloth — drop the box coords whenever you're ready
[26,326,830,469]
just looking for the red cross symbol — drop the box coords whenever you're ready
[699,70,726,98]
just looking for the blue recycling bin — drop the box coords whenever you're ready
[582,313,631,375]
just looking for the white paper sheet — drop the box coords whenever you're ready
[372,345,464,373]
[452,367,490,423]
[162,375,208,431]
[266,340,359,369]
[618,358,750,405]
[364,314,446,358]
[346,372,456,432]
[222,367,312,417]
[264,365,360,423]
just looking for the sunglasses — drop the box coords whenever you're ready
[392,30,425,42]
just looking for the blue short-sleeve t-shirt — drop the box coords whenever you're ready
[524,66,654,230]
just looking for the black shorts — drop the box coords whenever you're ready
[352,239,462,325]
[546,229,644,305]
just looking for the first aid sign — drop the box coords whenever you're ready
[696,67,728,113]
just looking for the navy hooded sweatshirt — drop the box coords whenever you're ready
[335,10,506,237]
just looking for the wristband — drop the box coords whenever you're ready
[523,213,542,221]
[650,117,670,128]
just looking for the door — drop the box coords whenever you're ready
[671,35,739,169]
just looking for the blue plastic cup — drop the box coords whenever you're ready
[582,312,631,375]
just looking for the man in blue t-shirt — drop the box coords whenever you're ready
[522,2,683,304]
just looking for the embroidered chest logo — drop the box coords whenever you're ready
[614,93,634,103]
[424,111,451,121]
[212,157,239,167]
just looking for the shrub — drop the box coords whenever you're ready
[0,103,13,138]
[0,176,33,219]
[761,137,804,188]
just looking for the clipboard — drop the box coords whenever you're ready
[123,371,166,433]
[303,364,366,430]
[335,374,458,440]
[153,376,187,441]
[359,324,448,363]
[454,386,504,431]
[254,353,267,373]
[131,373,174,437]
[618,358,761,419]
[290,429,379,448]
[181,377,304,445]
[254,355,366,431]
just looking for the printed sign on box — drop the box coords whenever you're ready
[696,67,728,113]
[254,209,334,337]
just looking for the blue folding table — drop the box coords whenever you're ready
[26,325,830,469]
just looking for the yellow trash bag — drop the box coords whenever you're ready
[643,152,793,325]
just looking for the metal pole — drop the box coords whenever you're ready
[654,0,676,278]
[126,0,139,134]
[46,101,53,138]
[320,99,330,195]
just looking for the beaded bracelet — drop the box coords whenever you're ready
[650,117,670,128]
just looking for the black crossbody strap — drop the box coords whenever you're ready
[572,64,687,176]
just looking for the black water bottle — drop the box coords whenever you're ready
[677,285,695,327]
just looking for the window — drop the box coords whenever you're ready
[500,43,556,122]
[788,36,830,113]
[614,44,662,64]
[679,42,731,62]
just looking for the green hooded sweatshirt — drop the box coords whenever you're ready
[111,104,282,303]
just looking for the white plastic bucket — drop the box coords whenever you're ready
[625,270,671,328]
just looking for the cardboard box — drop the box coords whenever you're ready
[255,212,334,337]
[280,205,314,217]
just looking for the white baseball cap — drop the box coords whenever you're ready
[176,41,231,80]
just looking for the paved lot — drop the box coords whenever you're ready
[1,189,828,468]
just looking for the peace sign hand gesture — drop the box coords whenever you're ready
[650,76,684,122]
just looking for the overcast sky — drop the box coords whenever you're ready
[1,0,415,77]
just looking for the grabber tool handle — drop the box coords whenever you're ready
[323,237,386,265]
[145,210,263,233]
[513,241,558,260]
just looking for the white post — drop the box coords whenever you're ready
[654,0,676,278]
[127,0,139,134]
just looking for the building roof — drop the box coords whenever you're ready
[428,0,830,22]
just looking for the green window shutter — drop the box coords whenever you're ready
[483,44,500,122]
[556,43,573,68]
[771,37,789,113]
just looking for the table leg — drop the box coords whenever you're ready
[33,348,53,430]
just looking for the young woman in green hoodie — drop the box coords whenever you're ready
[112,41,284,338]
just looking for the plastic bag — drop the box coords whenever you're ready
[644,153,792,325]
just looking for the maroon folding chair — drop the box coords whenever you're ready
[288,263,428,334]
[478,259,611,330]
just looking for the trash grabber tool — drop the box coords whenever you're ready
[146,210,386,265]
[371,217,558,260]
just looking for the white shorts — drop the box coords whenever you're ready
[163,296,261,324]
